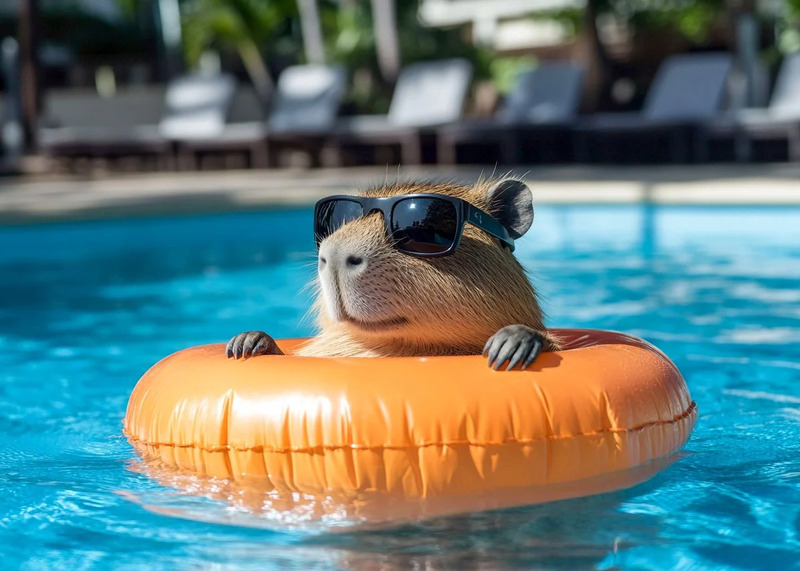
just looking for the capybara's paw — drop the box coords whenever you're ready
[483,325,544,371]
[226,331,283,359]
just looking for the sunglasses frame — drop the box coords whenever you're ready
[314,193,515,257]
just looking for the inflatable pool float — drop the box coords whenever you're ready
[124,329,696,521]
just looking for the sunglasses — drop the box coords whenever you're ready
[314,193,515,257]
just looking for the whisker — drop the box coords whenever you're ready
[299,277,319,296]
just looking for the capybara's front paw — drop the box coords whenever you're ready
[226,331,283,359]
[483,325,544,371]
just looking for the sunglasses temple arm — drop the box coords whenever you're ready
[464,204,516,251]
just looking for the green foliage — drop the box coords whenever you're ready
[114,0,140,20]
[489,56,538,94]
[180,0,297,66]
[0,1,143,56]
[321,0,486,70]
[322,2,375,67]
[25,1,144,56]
[320,0,489,112]
[777,0,800,54]
[527,7,582,38]
[622,0,725,43]
[535,0,726,44]
[395,0,485,70]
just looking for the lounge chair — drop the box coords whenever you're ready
[694,51,800,162]
[176,64,347,169]
[436,63,584,164]
[266,64,348,167]
[40,73,236,169]
[174,82,267,169]
[159,74,236,139]
[573,52,734,163]
[330,58,473,165]
[39,85,170,167]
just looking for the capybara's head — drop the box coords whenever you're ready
[312,179,546,355]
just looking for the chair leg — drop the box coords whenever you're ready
[164,147,177,171]
[573,131,590,163]
[436,133,457,165]
[670,129,689,163]
[319,138,338,168]
[262,140,279,168]
[734,131,753,162]
[177,147,198,171]
[788,126,800,162]
[250,140,269,169]
[401,133,422,165]
[326,140,346,167]
[308,141,324,168]
[599,134,612,163]
[693,129,710,163]
[500,132,520,165]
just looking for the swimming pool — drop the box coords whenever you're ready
[1,204,799,569]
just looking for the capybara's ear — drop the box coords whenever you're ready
[486,180,534,239]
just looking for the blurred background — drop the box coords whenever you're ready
[1,0,800,173]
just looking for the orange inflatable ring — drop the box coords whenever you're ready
[124,329,696,521]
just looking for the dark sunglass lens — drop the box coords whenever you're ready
[315,200,363,245]
[391,198,458,254]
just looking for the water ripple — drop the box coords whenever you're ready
[2,205,800,569]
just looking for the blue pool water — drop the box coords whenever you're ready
[1,204,800,569]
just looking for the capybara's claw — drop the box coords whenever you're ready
[226,331,283,359]
[483,325,544,371]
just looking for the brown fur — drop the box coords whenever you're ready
[296,179,560,358]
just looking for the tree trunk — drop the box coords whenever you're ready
[154,0,184,80]
[297,0,326,64]
[370,0,401,85]
[579,0,612,112]
[18,0,41,152]
[728,0,763,107]
[238,39,274,104]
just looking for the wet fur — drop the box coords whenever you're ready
[295,179,560,358]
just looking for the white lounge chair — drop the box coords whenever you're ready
[436,63,584,164]
[574,52,734,163]
[330,58,473,165]
[695,51,800,162]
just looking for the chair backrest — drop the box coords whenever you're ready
[769,51,800,115]
[267,64,347,133]
[159,73,236,139]
[42,86,165,129]
[497,63,584,123]
[388,58,473,127]
[643,52,733,120]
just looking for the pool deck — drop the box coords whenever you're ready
[1,162,800,224]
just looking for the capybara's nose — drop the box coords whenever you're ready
[318,240,368,277]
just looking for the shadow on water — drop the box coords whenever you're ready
[127,476,676,570]
[115,455,687,569]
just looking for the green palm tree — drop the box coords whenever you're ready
[180,0,297,101]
